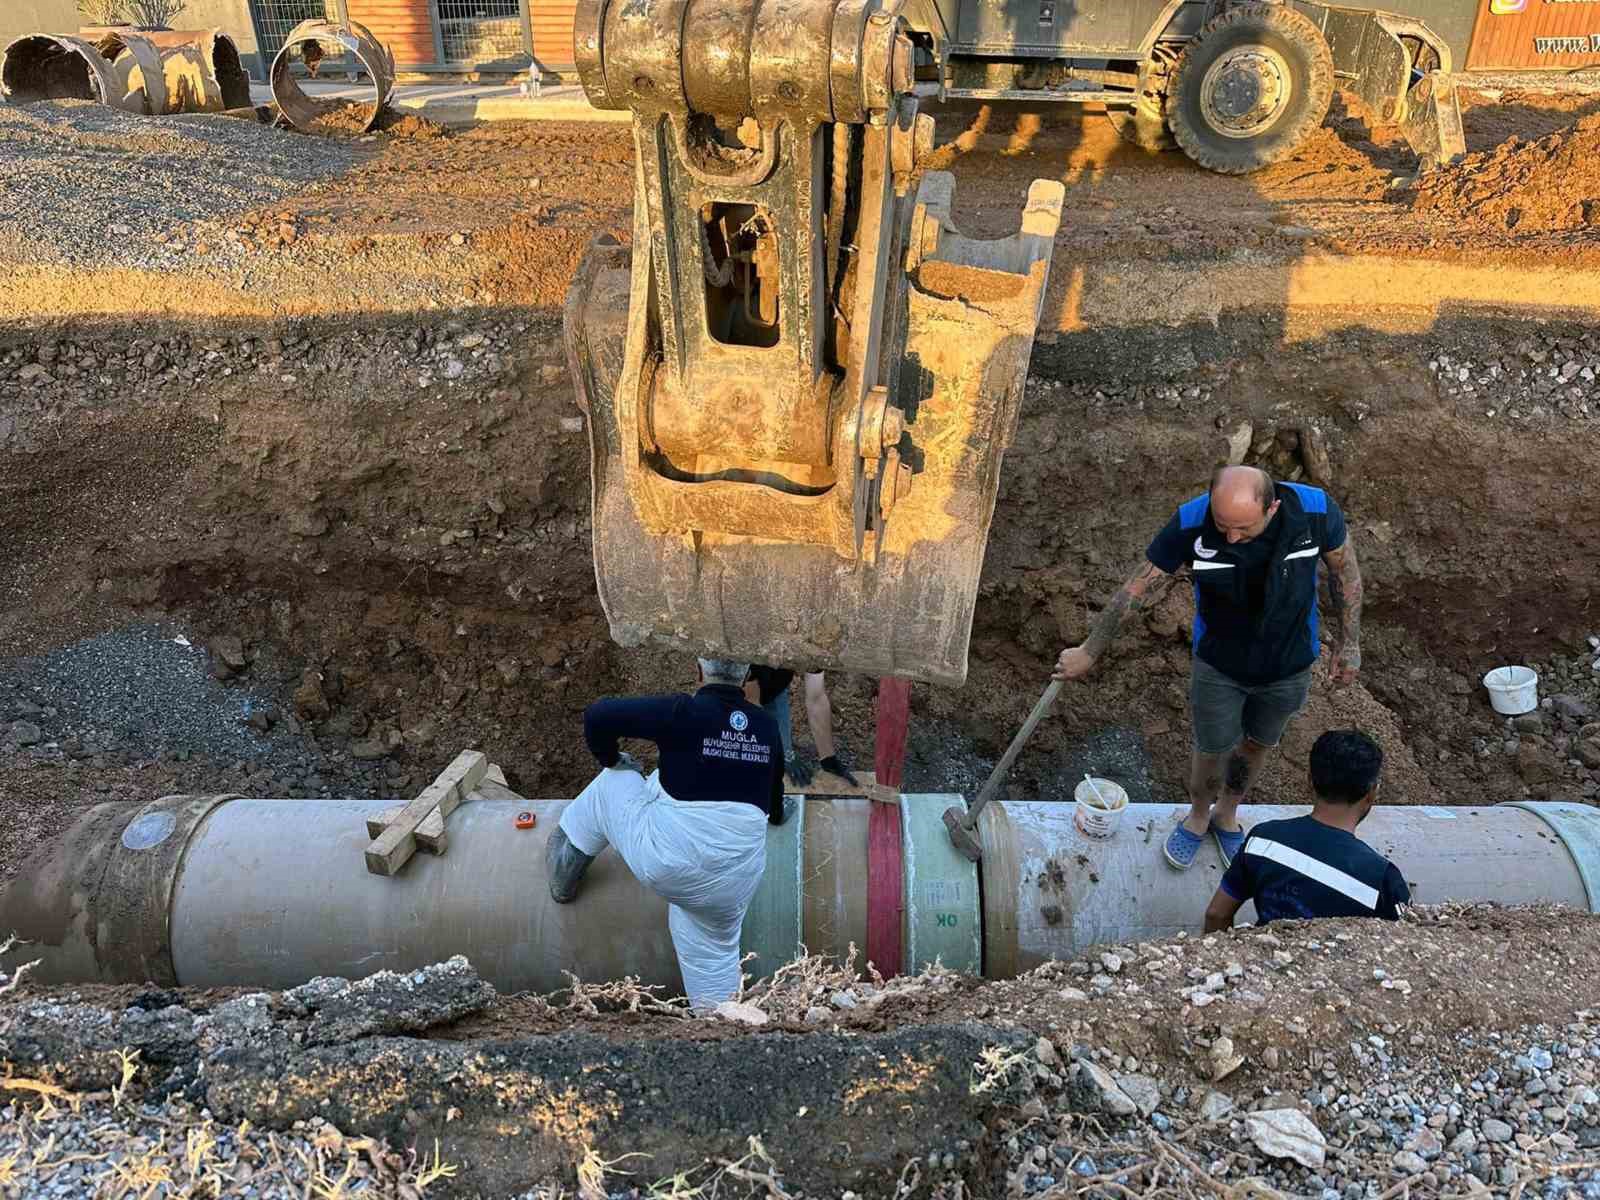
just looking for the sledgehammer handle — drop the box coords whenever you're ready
[962,680,1062,831]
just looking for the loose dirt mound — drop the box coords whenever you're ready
[302,99,452,140]
[1413,113,1600,233]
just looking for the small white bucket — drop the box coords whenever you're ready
[1483,665,1539,716]
[1074,777,1128,839]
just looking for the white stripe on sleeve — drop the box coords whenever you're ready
[1244,837,1380,909]
[1192,561,1235,571]
[1283,546,1320,561]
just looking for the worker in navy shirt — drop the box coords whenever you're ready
[1205,729,1409,931]
[1053,465,1364,872]
[546,657,785,1007]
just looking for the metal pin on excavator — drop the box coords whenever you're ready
[563,0,1065,686]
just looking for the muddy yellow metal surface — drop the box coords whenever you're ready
[565,0,1064,685]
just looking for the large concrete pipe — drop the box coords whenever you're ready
[269,19,395,134]
[83,28,254,113]
[0,34,133,110]
[2,795,1597,993]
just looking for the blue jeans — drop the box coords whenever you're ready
[762,690,793,759]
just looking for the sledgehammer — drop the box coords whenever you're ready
[942,680,1061,861]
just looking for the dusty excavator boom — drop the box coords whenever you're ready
[565,0,1064,685]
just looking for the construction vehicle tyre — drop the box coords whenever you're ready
[1106,95,1176,153]
[1165,3,1334,175]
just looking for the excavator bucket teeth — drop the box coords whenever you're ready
[562,0,1064,685]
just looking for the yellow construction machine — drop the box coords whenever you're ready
[563,0,1065,686]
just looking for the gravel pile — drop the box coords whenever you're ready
[0,622,284,764]
[0,100,357,270]
[1429,335,1600,425]
[0,314,540,447]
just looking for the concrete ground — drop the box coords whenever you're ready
[247,77,628,125]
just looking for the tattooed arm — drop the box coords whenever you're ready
[1322,540,1363,686]
[1054,560,1176,681]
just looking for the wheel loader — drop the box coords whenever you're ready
[561,0,1463,687]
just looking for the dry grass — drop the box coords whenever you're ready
[0,1055,465,1200]
[0,934,39,998]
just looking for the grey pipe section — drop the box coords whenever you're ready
[2,795,1596,994]
[978,800,1600,976]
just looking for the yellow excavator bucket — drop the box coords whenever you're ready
[563,0,1064,686]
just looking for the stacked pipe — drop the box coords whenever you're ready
[1,27,250,115]
[2,792,1597,994]
[2,21,393,134]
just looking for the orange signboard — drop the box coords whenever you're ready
[1468,0,1600,69]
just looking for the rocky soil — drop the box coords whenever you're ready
[4,82,1600,1200]
[6,907,1600,1197]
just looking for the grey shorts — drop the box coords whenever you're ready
[1189,657,1312,756]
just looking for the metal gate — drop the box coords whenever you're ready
[432,0,531,66]
[248,0,345,61]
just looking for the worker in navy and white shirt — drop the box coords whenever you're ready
[1053,465,1364,872]
[546,657,785,1008]
[1205,729,1409,930]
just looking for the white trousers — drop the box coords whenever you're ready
[558,767,768,1008]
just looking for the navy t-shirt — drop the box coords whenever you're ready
[1146,483,1349,685]
[1219,815,1409,923]
[583,684,784,821]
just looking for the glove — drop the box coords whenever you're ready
[607,751,645,775]
[819,755,860,786]
[785,750,815,786]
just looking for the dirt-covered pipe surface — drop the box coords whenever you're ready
[3,792,1596,994]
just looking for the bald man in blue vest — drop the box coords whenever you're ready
[1054,466,1364,871]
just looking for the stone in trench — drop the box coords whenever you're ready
[9,721,42,746]
[1074,1060,1138,1116]
[1114,1072,1162,1116]
[1516,742,1562,785]
[210,634,247,672]
[1393,1149,1428,1175]
[1198,1089,1235,1121]
[1552,695,1593,721]
[714,1001,769,1026]
[293,670,331,720]
[1481,1118,1515,1143]
[1245,1108,1326,1170]
[350,737,392,761]
[1576,739,1600,770]
[283,956,497,1044]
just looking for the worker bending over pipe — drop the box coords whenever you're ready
[1205,729,1410,932]
[546,657,786,1007]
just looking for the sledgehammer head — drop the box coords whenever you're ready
[942,804,983,862]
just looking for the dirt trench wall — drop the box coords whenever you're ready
[0,973,1028,1198]
[1,309,1598,811]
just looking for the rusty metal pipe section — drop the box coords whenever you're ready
[2,794,1597,995]
[3,28,252,115]
[269,19,394,134]
[0,34,132,110]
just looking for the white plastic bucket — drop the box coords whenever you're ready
[1483,666,1539,716]
[1074,777,1128,839]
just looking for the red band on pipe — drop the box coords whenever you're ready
[867,801,904,979]
[867,677,912,977]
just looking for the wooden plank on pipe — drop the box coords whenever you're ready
[366,804,448,853]
[364,749,488,876]
[785,768,873,796]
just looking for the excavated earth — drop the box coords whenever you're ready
[2,83,1600,1197]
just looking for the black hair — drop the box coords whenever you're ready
[1209,465,1276,513]
[1309,730,1384,804]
